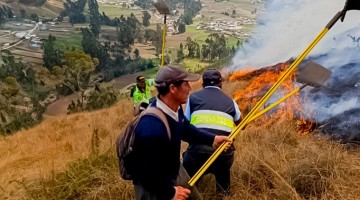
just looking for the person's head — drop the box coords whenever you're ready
[136,75,146,88]
[155,64,200,105]
[202,68,223,88]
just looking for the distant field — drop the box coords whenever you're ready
[98,4,143,19]
[0,0,258,69]
[12,49,43,58]
[53,31,83,51]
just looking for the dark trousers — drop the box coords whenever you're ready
[134,183,161,200]
[182,151,234,194]
[134,164,204,200]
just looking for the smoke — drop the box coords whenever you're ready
[229,0,360,68]
[228,0,360,140]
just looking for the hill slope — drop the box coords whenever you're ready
[2,81,360,199]
[0,99,133,199]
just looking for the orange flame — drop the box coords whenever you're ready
[230,62,315,135]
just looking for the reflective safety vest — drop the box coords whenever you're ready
[132,79,155,107]
[190,110,234,132]
[189,87,236,135]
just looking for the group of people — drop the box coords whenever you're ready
[129,64,241,200]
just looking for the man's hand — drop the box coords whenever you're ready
[213,135,233,151]
[174,186,191,200]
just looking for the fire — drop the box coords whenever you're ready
[230,62,315,135]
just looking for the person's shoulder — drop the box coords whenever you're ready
[136,114,167,137]
[190,89,203,96]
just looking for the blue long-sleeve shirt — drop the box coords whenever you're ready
[132,101,215,199]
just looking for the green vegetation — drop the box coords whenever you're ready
[227,36,241,48]
[186,25,210,45]
[98,4,142,19]
[182,58,209,72]
[54,32,83,51]
[141,65,159,77]
[62,0,87,25]
[0,0,249,135]
[88,0,101,38]
[43,35,64,69]
[0,5,14,26]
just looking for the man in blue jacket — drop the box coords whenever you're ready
[183,68,241,196]
[132,64,232,200]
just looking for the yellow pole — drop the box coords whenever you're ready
[249,87,301,122]
[188,27,330,186]
[161,14,167,66]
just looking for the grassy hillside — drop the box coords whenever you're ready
[1,79,360,199]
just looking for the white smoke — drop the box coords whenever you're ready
[228,0,360,125]
[229,0,360,69]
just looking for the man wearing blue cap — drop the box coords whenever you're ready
[183,68,241,196]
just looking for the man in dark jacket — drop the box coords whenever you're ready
[183,68,241,196]
[132,64,232,200]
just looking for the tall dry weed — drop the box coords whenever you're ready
[226,121,360,200]
[2,81,360,200]
[0,99,133,199]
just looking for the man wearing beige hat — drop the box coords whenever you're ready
[131,64,232,200]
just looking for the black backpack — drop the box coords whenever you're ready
[116,107,170,180]
[130,85,136,97]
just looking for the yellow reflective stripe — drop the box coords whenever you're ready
[190,113,233,129]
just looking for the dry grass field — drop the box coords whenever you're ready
[2,79,360,199]
[4,2,360,199]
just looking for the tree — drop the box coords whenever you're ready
[237,40,241,48]
[62,51,98,93]
[63,0,87,25]
[142,11,151,27]
[1,77,20,99]
[134,48,140,60]
[81,27,108,71]
[88,0,101,38]
[0,6,14,25]
[185,37,200,58]
[42,35,64,70]
[154,24,163,56]
[176,43,185,62]
[30,13,39,22]
[183,0,202,25]
[201,33,230,61]
[0,50,26,81]
[178,22,186,34]
[85,85,118,111]
[20,9,26,18]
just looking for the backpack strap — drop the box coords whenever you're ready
[143,106,171,140]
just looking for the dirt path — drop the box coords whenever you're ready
[44,93,79,116]
[44,72,147,116]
